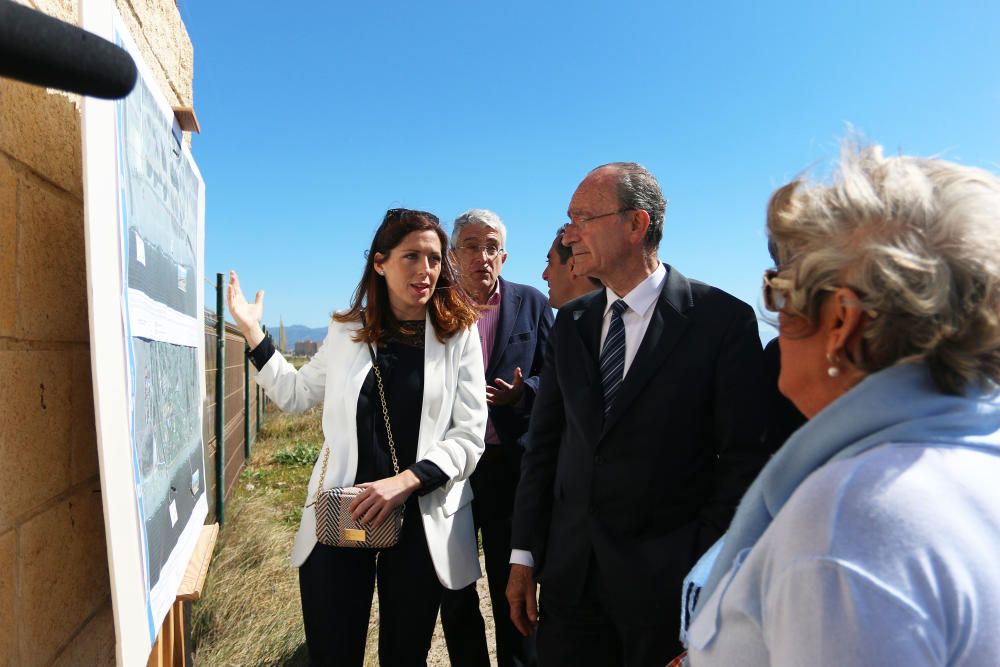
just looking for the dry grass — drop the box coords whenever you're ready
[191,403,498,666]
[190,493,308,665]
[190,405,321,666]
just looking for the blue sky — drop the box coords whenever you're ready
[179,0,1000,336]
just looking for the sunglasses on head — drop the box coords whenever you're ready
[382,208,440,226]
[762,268,879,319]
[762,268,791,313]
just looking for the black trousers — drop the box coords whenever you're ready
[535,555,681,667]
[440,446,537,667]
[298,502,442,667]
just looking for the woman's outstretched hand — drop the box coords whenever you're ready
[227,270,266,347]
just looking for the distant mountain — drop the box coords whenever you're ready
[268,324,328,351]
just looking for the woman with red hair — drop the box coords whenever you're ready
[229,208,487,665]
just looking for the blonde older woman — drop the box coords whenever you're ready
[684,143,1000,665]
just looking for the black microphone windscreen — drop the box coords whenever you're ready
[0,0,138,99]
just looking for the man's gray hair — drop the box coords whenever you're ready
[768,140,1000,395]
[452,209,507,248]
[596,162,667,253]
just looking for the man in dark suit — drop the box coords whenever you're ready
[506,164,769,665]
[762,336,807,453]
[441,209,552,667]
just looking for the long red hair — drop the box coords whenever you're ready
[334,208,479,344]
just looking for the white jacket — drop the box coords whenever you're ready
[255,313,487,589]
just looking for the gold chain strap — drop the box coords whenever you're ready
[311,344,398,506]
[312,446,331,505]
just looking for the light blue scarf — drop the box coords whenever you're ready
[681,361,1000,643]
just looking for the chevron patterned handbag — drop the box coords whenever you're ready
[311,344,404,548]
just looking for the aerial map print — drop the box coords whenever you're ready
[115,28,206,618]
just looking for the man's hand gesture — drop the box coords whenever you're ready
[487,367,524,406]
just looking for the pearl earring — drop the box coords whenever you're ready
[826,352,841,378]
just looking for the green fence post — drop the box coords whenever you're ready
[215,273,225,528]
[260,325,268,415]
[244,339,251,460]
[255,380,262,436]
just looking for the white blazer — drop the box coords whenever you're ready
[254,312,487,589]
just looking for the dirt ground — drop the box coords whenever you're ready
[427,555,497,666]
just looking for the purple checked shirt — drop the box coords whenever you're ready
[477,282,502,445]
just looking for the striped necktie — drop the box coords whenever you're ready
[599,299,629,415]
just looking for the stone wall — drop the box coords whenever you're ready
[0,1,194,664]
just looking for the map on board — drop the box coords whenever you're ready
[82,2,209,659]
[114,18,207,627]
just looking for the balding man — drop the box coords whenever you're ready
[507,164,769,665]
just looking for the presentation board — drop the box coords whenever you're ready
[81,1,207,663]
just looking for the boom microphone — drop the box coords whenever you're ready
[0,0,137,99]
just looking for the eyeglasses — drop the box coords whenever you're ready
[566,208,634,229]
[456,243,504,259]
[762,268,879,318]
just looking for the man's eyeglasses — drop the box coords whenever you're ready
[457,243,504,259]
[566,208,634,229]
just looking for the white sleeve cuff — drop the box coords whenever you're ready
[510,549,534,567]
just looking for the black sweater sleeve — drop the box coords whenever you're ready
[247,334,276,371]
[408,460,449,495]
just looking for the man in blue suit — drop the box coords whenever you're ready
[441,209,552,667]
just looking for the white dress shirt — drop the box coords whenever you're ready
[598,262,666,377]
[511,263,667,568]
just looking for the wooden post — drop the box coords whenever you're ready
[146,524,219,666]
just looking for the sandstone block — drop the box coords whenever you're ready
[114,4,179,107]
[116,0,194,104]
[16,177,88,342]
[51,601,115,667]
[69,350,99,485]
[0,79,82,199]
[19,486,109,667]
[0,530,16,666]
[0,350,73,531]
[30,0,77,25]
[0,157,15,337]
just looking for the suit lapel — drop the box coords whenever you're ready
[601,265,693,437]
[566,290,607,443]
[573,289,607,389]
[486,278,520,382]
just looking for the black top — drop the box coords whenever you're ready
[248,324,447,496]
[355,321,447,495]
